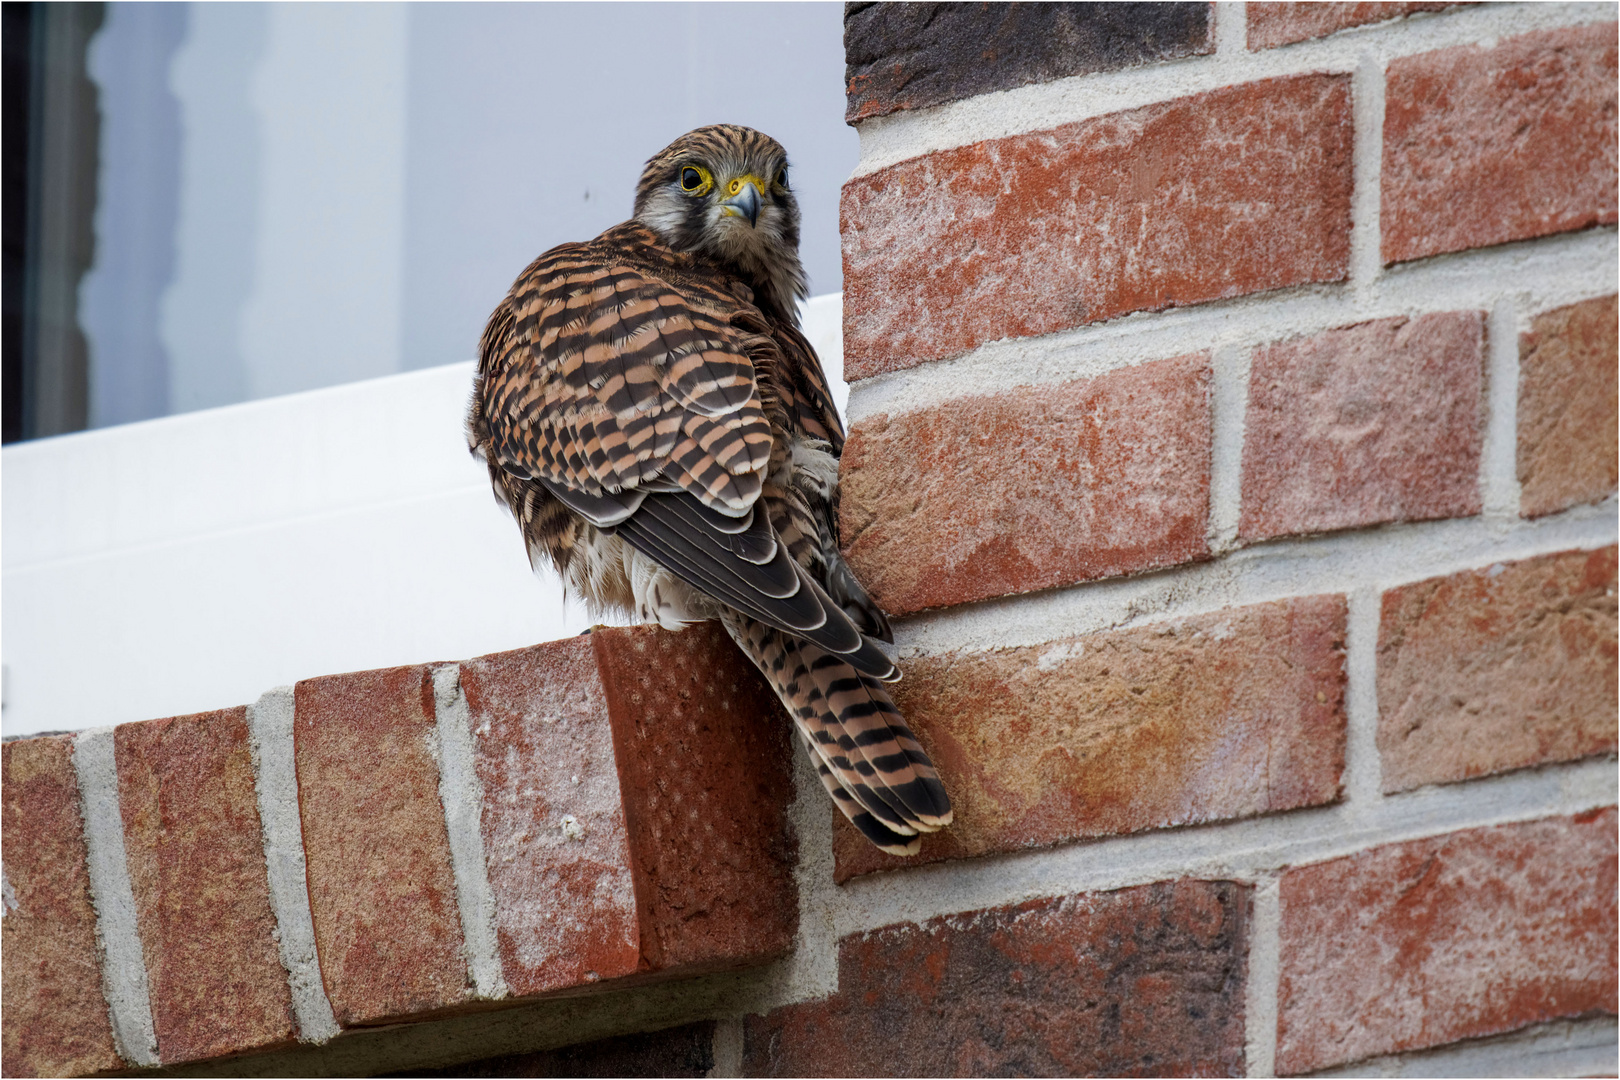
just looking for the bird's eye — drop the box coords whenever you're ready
[776,168,789,189]
[681,167,704,191]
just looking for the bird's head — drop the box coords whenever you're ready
[634,124,807,316]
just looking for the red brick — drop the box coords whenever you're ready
[840,354,1211,617]
[1518,294,1619,517]
[294,665,470,1025]
[115,709,296,1063]
[1276,809,1619,1074]
[1,736,125,1077]
[1383,24,1619,264]
[460,623,797,998]
[591,623,798,973]
[836,597,1347,882]
[1377,547,1618,792]
[842,74,1351,378]
[1247,3,1460,50]
[743,881,1250,1077]
[1240,312,1484,541]
[460,636,641,998]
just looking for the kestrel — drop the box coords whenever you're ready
[467,125,951,854]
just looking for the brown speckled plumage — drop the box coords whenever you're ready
[468,126,951,853]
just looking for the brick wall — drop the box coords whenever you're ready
[3,4,1616,1076]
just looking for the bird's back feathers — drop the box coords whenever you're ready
[468,129,950,854]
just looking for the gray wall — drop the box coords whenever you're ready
[78,2,854,425]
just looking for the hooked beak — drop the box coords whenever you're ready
[719,177,763,227]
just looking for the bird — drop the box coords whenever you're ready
[466,124,951,855]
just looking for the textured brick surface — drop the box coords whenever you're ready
[1,736,124,1077]
[1247,3,1459,50]
[461,624,798,997]
[295,665,469,1025]
[461,636,641,998]
[1377,547,1618,793]
[1383,24,1619,264]
[841,354,1211,616]
[405,1021,716,1077]
[1518,294,1619,517]
[844,2,1211,121]
[115,708,296,1062]
[743,881,1250,1077]
[592,622,798,974]
[1240,312,1484,541]
[1277,809,1619,1074]
[836,597,1347,882]
[843,75,1352,378]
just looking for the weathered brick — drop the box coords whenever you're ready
[591,623,798,974]
[842,74,1352,378]
[1518,294,1619,517]
[1383,24,1619,264]
[115,708,296,1063]
[460,637,642,998]
[1247,3,1460,50]
[836,597,1346,882]
[460,623,797,997]
[1,736,125,1077]
[1377,547,1618,793]
[841,354,1211,616]
[844,2,1212,122]
[404,1021,716,1077]
[1240,312,1484,541]
[743,881,1250,1077]
[294,665,470,1026]
[1277,809,1619,1074]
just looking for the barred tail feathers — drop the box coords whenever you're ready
[723,614,952,855]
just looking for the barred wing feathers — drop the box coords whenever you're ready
[475,222,951,849]
[725,614,952,854]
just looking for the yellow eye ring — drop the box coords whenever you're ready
[679,165,712,194]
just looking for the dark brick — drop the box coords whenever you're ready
[402,1020,716,1078]
[743,881,1250,1077]
[844,2,1212,122]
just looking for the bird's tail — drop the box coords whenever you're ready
[722,613,952,855]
